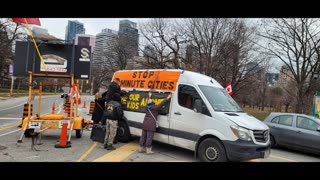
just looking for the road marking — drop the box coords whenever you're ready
[0,129,21,137]
[269,155,296,162]
[0,123,20,131]
[57,103,63,114]
[0,102,26,111]
[93,142,139,162]
[0,95,58,112]
[77,142,97,162]
[0,117,21,120]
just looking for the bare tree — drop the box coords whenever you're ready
[260,18,320,113]
[103,36,133,72]
[139,18,187,69]
[0,18,25,80]
[184,18,265,96]
[281,79,297,112]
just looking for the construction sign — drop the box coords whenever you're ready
[112,70,181,92]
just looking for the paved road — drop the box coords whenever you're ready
[0,95,320,162]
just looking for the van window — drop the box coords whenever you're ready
[178,84,211,116]
[199,85,243,112]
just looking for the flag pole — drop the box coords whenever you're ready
[23,18,47,70]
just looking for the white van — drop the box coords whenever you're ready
[114,69,270,162]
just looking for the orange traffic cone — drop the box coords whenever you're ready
[55,121,71,148]
[52,101,56,114]
[83,100,86,108]
[8,89,12,97]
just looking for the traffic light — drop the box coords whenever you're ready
[86,80,89,84]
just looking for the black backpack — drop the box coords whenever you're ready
[105,101,123,121]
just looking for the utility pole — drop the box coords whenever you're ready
[90,76,94,95]
[80,79,83,93]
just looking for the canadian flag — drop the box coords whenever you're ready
[225,82,233,96]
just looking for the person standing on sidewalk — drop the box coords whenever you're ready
[105,77,128,103]
[139,92,172,154]
[103,93,123,150]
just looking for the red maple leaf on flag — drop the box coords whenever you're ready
[225,82,233,96]
[12,18,41,26]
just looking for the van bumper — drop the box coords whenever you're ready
[222,140,271,161]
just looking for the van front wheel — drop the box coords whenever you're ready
[198,138,227,162]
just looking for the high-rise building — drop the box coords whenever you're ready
[32,26,49,35]
[75,34,96,52]
[65,20,85,43]
[119,19,139,56]
[93,28,118,70]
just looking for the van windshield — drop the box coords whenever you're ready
[199,85,243,112]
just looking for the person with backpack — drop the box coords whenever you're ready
[138,92,172,154]
[103,93,124,150]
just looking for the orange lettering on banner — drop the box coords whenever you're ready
[112,70,181,92]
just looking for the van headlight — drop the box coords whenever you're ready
[230,126,252,141]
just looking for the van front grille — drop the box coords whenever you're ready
[253,130,269,143]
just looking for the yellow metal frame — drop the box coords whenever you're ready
[18,71,84,142]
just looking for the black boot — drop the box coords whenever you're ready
[107,145,116,150]
[113,137,118,144]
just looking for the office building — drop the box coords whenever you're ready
[65,20,85,43]
[93,28,118,70]
[119,19,139,56]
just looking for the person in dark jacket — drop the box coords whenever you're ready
[91,92,106,124]
[103,93,124,150]
[105,77,128,103]
[139,92,172,154]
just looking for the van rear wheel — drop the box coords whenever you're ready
[198,138,227,162]
[117,121,131,142]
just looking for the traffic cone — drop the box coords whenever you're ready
[55,121,71,148]
[52,101,56,114]
[83,100,86,108]
[8,89,12,97]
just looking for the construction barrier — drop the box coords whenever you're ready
[89,101,95,114]
[20,103,33,127]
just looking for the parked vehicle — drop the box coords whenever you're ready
[264,112,320,155]
[114,69,270,162]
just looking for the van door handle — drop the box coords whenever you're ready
[174,112,181,115]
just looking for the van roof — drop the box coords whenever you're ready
[115,69,223,89]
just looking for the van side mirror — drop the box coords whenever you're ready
[194,99,203,113]
[317,127,320,132]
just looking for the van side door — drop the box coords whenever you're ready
[168,84,212,150]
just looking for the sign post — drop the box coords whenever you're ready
[9,64,14,97]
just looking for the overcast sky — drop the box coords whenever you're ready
[39,18,148,40]
[36,18,280,72]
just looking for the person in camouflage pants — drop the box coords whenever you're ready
[103,93,123,150]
